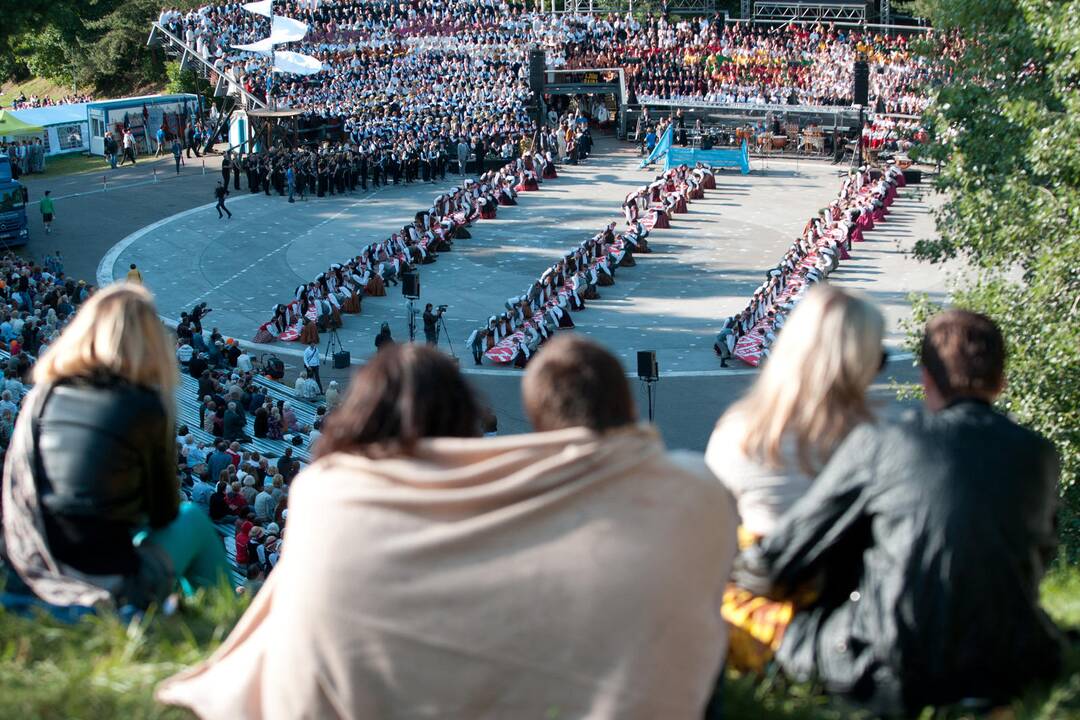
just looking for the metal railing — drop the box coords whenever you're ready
[147,22,268,110]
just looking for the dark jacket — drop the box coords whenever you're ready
[735,400,1062,715]
[35,378,178,576]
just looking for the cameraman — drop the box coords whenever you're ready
[423,303,444,345]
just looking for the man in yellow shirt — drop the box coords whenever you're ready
[126,263,143,283]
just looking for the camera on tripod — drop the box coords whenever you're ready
[436,304,448,314]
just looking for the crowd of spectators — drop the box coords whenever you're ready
[4,92,94,111]
[3,138,48,176]
[160,3,946,155]
[0,251,92,459]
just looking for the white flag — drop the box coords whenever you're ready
[242,0,272,17]
[270,15,308,43]
[273,51,324,75]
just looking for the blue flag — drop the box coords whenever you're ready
[639,124,673,168]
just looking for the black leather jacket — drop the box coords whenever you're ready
[735,400,1062,715]
[35,377,179,576]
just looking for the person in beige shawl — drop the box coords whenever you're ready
[158,340,738,719]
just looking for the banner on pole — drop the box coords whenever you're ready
[639,124,673,168]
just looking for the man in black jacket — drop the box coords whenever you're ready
[735,310,1062,716]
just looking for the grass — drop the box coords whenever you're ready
[1,567,1078,719]
[0,78,89,107]
[36,153,112,179]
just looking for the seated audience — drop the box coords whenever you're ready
[732,310,1063,715]
[158,341,737,719]
[1,283,228,609]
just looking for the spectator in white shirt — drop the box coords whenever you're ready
[176,339,194,366]
[294,371,319,401]
[236,348,254,374]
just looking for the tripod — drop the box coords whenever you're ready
[640,378,658,422]
[323,326,344,362]
[436,314,456,359]
[405,299,419,342]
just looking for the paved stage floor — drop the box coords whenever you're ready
[93,137,950,449]
[100,138,941,375]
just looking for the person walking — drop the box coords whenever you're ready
[104,132,118,170]
[121,130,137,166]
[155,126,166,157]
[286,163,296,203]
[214,181,232,219]
[171,138,183,175]
[39,190,55,235]
[303,340,323,394]
[126,263,143,283]
[221,152,233,188]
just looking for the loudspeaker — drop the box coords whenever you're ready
[332,350,351,369]
[902,169,923,184]
[636,350,658,381]
[528,49,546,95]
[401,270,420,298]
[853,60,870,106]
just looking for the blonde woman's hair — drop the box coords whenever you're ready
[34,283,178,408]
[724,285,885,475]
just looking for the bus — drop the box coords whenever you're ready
[0,156,30,248]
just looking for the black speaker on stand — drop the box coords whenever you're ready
[853,60,870,107]
[528,48,547,128]
[401,271,420,299]
[636,350,659,422]
[853,59,870,167]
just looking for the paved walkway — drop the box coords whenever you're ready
[36,137,949,450]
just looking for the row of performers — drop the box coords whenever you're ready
[226,142,500,198]
[622,164,717,232]
[722,161,907,366]
[254,153,558,343]
[469,163,718,367]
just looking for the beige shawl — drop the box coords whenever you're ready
[157,426,737,719]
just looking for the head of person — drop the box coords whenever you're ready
[316,344,479,459]
[522,335,636,433]
[33,283,177,404]
[726,285,885,475]
[919,309,1005,411]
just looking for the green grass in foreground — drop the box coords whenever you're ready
[1,568,1078,720]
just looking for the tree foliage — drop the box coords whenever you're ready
[1,0,201,94]
[912,0,1080,557]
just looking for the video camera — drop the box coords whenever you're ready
[437,304,448,314]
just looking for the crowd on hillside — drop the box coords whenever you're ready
[0,280,1065,719]
[5,93,94,110]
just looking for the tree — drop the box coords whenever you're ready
[911,0,1080,558]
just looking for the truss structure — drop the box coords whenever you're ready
[753,1,868,24]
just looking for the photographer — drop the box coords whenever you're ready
[423,303,445,346]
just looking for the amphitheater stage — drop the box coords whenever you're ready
[98,137,941,378]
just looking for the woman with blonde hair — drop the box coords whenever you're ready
[706,284,885,538]
[2,283,228,610]
[705,284,884,673]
